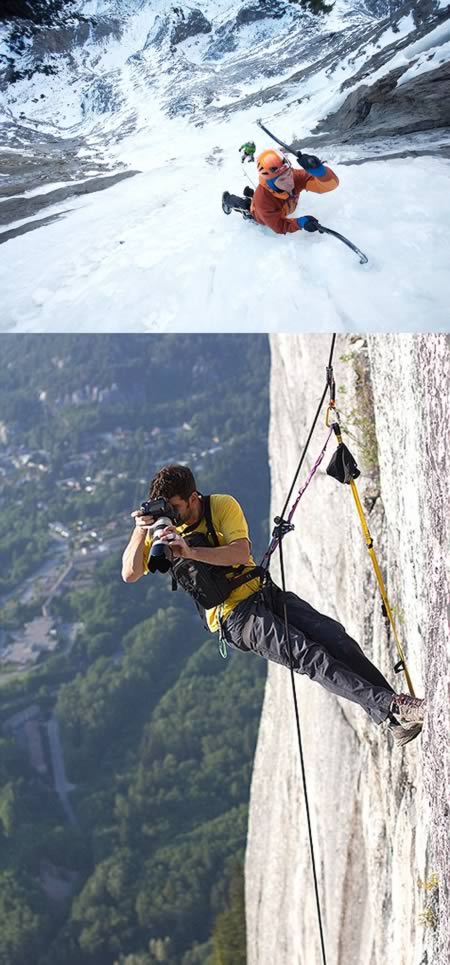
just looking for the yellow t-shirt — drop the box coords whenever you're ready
[143,493,261,632]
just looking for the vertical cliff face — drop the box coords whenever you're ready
[246,334,449,965]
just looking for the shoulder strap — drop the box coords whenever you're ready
[202,494,220,546]
[205,495,260,582]
[181,493,218,545]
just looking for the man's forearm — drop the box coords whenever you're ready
[122,528,147,582]
[187,541,250,567]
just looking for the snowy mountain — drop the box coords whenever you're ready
[0,0,449,329]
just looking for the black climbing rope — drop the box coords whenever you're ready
[278,535,328,965]
[279,333,336,521]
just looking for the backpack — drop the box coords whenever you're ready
[171,495,262,611]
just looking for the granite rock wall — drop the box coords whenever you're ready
[246,334,449,965]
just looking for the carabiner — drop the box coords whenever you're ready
[325,401,337,427]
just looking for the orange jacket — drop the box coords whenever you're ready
[250,166,339,235]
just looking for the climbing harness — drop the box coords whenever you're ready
[326,423,416,696]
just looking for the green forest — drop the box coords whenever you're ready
[0,335,270,964]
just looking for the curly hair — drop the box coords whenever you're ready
[149,464,197,501]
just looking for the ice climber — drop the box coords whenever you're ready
[122,465,425,748]
[222,148,339,235]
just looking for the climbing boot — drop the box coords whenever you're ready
[390,694,425,726]
[389,720,422,748]
[222,191,252,215]
[222,191,232,215]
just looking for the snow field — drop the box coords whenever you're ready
[1,138,449,331]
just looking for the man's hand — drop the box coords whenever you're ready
[122,514,150,582]
[158,530,250,567]
[296,152,323,170]
[297,215,320,232]
[131,509,154,529]
[158,526,190,559]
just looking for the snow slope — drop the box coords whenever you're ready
[0,0,449,331]
[1,146,450,331]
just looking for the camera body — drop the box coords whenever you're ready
[140,497,180,574]
[140,497,179,523]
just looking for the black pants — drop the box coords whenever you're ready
[223,583,395,724]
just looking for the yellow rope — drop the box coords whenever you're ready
[333,424,415,696]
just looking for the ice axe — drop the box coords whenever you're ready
[315,222,368,265]
[256,118,297,156]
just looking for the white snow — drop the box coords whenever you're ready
[1,134,449,332]
[397,38,450,85]
[0,0,449,332]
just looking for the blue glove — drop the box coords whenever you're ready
[297,216,320,232]
[297,152,326,175]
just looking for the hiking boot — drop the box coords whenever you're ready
[390,694,425,725]
[389,720,422,748]
[222,191,232,215]
[222,191,252,215]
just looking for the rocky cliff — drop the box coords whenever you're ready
[246,334,449,965]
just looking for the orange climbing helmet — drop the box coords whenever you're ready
[256,149,291,184]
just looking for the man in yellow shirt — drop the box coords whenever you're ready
[122,465,425,746]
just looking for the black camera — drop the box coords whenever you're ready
[140,497,180,574]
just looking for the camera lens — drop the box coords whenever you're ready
[148,516,176,573]
[148,540,173,573]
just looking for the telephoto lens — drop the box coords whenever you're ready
[140,498,179,574]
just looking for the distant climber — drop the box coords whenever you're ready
[239,141,256,163]
[122,465,425,748]
[222,148,339,235]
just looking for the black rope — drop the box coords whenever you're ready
[279,334,336,521]
[278,536,328,965]
[273,335,336,965]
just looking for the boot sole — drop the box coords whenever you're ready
[390,723,423,747]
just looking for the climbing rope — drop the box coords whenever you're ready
[238,152,258,190]
[260,334,336,573]
[279,334,336,522]
[261,426,333,569]
[278,532,328,965]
